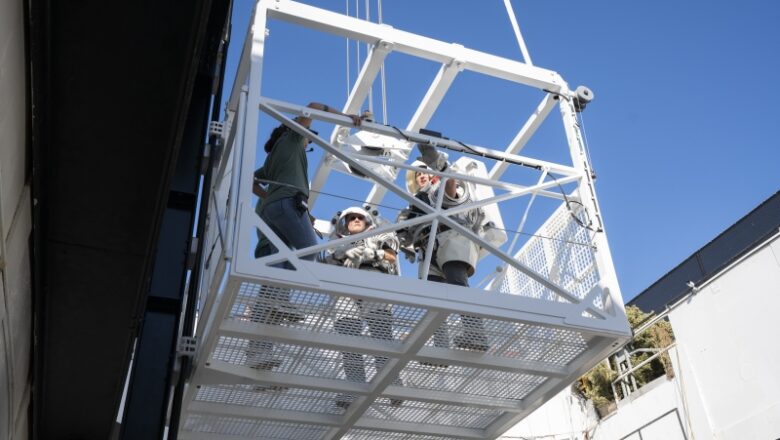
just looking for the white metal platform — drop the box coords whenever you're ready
[179,1,631,438]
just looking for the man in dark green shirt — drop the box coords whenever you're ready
[247,103,362,372]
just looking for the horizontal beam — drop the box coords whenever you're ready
[189,401,340,426]
[196,360,371,394]
[261,97,580,177]
[265,0,566,93]
[219,320,405,357]
[187,391,490,439]
[416,347,569,378]
[382,385,524,412]
[356,418,485,439]
[186,400,487,440]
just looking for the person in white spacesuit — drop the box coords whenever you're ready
[396,144,490,356]
[325,206,404,408]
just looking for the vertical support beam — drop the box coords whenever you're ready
[180,88,250,423]
[488,93,556,181]
[365,59,462,203]
[230,2,269,272]
[120,74,212,440]
[557,96,627,315]
[308,41,392,206]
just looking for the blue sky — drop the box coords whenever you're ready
[224,0,780,301]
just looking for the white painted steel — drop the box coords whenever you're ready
[180,1,630,438]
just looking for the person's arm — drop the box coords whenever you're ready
[382,249,397,264]
[445,178,458,199]
[306,102,362,126]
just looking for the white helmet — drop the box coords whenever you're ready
[332,206,375,237]
[405,160,438,194]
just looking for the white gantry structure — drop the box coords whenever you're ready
[179,1,631,439]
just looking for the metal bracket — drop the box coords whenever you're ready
[177,336,198,357]
[208,121,224,139]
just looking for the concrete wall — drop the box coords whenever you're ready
[668,234,780,440]
[0,0,32,438]
[501,377,687,440]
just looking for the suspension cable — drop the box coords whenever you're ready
[378,0,388,124]
[345,0,350,101]
[365,0,373,114]
[502,0,533,65]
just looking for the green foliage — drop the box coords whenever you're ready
[625,305,675,384]
[574,305,676,413]
[576,360,616,408]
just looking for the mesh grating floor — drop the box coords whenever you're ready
[214,336,391,382]
[231,284,425,343]
[344,430,451,440]
[365,398,501,429]
[423,315,588,365]
[402,362,546,401]
[184,414,329,439]
[195,385,348,415]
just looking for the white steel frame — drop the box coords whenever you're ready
[180,1,631,439]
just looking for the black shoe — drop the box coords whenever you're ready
[252,384,289,392]
[335,394,353,409]
[247,358,282,370]
[268,304,305,323]
[418,361,449,368]
[454,334,489,352]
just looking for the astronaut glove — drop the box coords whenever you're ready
[418,144,449,172]
[333,247,348,260]
[344,258,360,268]
[343,246,365,268]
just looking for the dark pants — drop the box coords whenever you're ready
[248,197,319,366]
[254,196,319,263]
[427,261,487,349]
[334,308,394,382]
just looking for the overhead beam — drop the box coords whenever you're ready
[264,0,566,91]
[262,98,580,177]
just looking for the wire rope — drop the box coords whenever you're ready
[378,0,388,124]
[345,0,350,101]
[364,0,373,114]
